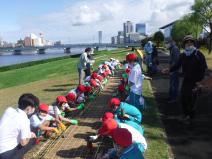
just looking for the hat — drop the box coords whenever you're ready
[97,75,103,82]
[85,85,91,92]
[77,85,86,93]
[102,112,114,122]
[108,98,120,108]
[56,96,67,104]
[66,93,76,102]
[90,79,97,87]
[183,35,195,44]
[102,72,107,77]
[85,47,92,52]
[126,53,137,62]
[102,64,107,69]
[38,103,49,113]
[91,72,98,79]
[98,118,117,136]
[118,84,125,92]
[112,128,132,147]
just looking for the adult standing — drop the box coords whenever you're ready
[165,38,180,103]
[0,93,39,159]
[164,35,207,122]
[144,41,153,74]
[77,47,92,84]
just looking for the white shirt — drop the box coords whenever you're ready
[0,107,31,153]
[69,89,85,103]
[30,114,54,128]
[48,105,61,116]
[119,123,147,150]
[128,63,142,95]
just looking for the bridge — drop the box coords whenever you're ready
[0,43,141,55]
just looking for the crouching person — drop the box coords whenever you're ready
[49,96,78,125]
[109,128,145,159]
[30,103,62,139]
[108,98,142,124]
[0,93,39,159]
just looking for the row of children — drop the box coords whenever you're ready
[0,57,121,159]
[88,52,151,159]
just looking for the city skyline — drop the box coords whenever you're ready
[0,0,194,43]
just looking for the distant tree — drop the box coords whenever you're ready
[153,31,164,47]
[171,15,202,47]
[191,0,212,53]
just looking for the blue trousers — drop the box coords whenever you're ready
[169,72,179,100]
[129,92,144,111]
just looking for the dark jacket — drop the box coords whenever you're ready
[170,50,207,85]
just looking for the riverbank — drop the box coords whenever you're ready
[0,48,170,158]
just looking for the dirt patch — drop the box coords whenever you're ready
[0,74,78,115]
[24,72,121,159]
[151,53,212,159]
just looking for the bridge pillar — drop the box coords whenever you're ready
[14,49,22,55]
[64,47,71,54]
[37,48,45,54]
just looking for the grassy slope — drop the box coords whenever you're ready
[0,50,126,89]
[0,49,170,158]
[142,80,169,159]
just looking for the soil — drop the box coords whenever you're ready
[151,52,212,159]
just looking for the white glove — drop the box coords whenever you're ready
[89,135,98,141]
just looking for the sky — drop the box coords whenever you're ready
[0,0,194,43]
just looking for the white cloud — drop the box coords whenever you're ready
[2,0,194,43]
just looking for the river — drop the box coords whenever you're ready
[0,47,115,67]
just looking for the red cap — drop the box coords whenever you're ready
[105,70,110,76]
[102,112,114,122]
[38,103,49,113]
[102,64,107,69]
[66,93,76,102]
[98,118,117,136]
[56,95,67,104]
[90,79,97,87]
[77,84,86,93]
[108,98,120,108]
[126,53,137,62]
[91,72,98,79]
[112,128,132,147]
[97,75,103,82]
[118,84,125,92]
[85,85,91,92]
[102,72,107,77]
[125,68,131,74]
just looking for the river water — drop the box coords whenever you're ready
[0,47,114,67]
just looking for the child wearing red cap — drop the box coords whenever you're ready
[30,103,64,138]
[68,84,86,104]
[92,119,146,159]
[48,96,78,125]
[109,128,145,159]
[126,53,146,111]
[108,98,142,124]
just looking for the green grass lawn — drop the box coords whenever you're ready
[142,80,169,159]
[0,50,127,89]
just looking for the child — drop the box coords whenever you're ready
[69,84,86,103]
[48,96,78,125]
[108,98,142,124]
[30,103,63,137]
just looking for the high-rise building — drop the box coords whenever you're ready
[98,31,102,44]
[123,21,134,43]
[111,36,118,44]
[118,31,124,36]
[136,23,146,35]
